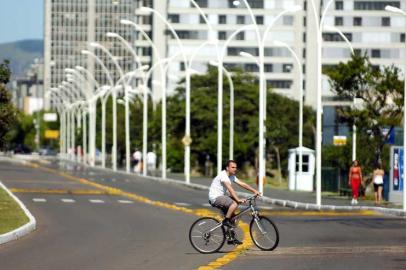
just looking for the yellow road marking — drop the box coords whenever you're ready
[21,161,379,269]
[22,161,255,269]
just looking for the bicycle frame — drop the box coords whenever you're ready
[207,196,259,234]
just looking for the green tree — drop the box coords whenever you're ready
[0,60,17,149]
[324,53,404,167]
[164,66,315,175]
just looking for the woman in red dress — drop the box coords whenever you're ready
[348,160,363,205]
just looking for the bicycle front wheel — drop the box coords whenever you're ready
[250,216,279,251]
[189,217,225,254]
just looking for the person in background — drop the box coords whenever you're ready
[132,149,142,173]
[372,163,385,205]
[348,160,363,205]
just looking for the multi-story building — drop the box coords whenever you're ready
[44,0,406,143]
[44,0,135,109]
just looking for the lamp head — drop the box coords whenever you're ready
[138,6,152,15]
[209,61,219,66]
[232,1,241,6]
[106,32,119,38]
[385,5,406,15]
[81,50,90,55]
[239,51,253,58]
[120,19,133,25]
[89,42,101,48]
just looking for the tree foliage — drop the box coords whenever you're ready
[0,60,17,149]
[324,53,404,166]
[164,66,315,175]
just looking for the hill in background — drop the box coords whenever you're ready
[0,39,43,79]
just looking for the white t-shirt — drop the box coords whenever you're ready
[208,170,238,202]
[147,152,157,165]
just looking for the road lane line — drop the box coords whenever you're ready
[61,199,75,203]
[32,198,47,202]
[174,202,191,206]
[10,188,109,195]
[117,200,134,204]
[89,199,105,204]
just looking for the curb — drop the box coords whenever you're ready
[3,155,406,217]
[0,181,36,245]
[56,158,406,217]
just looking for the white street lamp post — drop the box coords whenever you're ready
[385,5,406,210]
[273,40,304,188]
[139,6,191,183]
[309,0,335,206]
[82,49,115,170]
[90,42,132,174]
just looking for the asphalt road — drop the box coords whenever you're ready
[1,158,406,270]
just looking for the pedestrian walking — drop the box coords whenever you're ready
[348,160,363,205]
[133,149,142,173]
[146,151,157,174]
[372,163,385,205]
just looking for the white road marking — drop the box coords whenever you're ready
[202,203,211,207]
[61,199,75,203]
[33,198,47,202]
[89,199,105,204]
[174,202,191,206]
[118,200,134,204]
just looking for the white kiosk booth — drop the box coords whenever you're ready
[288,147,315,191]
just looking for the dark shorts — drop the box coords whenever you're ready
[374,183,383,192]
[211,196,235,215]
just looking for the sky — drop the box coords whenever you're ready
[0,0,44,44]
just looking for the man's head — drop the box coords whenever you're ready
[225,160,237,175]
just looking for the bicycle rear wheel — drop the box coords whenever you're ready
[249,216,279,251]
[189,217,225,254]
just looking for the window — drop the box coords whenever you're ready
[371,49,381,58]
[264,64,273,72]
[283,15,294,26]
[168,14,179,23]
[192,0,208,8]
[237,15,245,24]
[283,64,293,73]
[247,0,264,8]
[303,16,306,26]
[323,32,352,42]
[353,17,362,26]
[236,32,245,40]
[267,80,292,89]
[218,31,227,40]
[295,154,309,172]
[255,15,264,25]
[335,1,343,10]
[199,15,205,24]
[354,1,400,10]
[401,33,405,43]
[219,15,227,24]
[180,62,185,71]
[381,17,390,27]
[245,64,258,72]
[335,16,343,26]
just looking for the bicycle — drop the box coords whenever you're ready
[189,194,279,254]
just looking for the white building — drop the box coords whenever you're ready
[44,0,406,135]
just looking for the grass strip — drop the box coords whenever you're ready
[0,186,29,234]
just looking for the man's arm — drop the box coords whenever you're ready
[236,179,260,195]
[223,181,244,203]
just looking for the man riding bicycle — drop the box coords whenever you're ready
[208,160,261,245]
